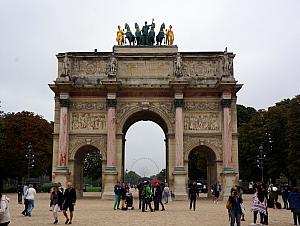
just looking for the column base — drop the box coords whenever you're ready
[102,168,118,200]
[52,166,70,188]
[172,168,188,200]
[220,170,238,198]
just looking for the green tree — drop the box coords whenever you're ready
[125,171,141,185]
[83,151,102,186]
[0,111,53,182]
[287,96,300,184]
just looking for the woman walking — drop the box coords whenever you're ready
[50,186,63,224]
[251,186,267,225]
[0,192,10,226]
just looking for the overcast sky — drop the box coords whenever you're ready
[1,0,299,176]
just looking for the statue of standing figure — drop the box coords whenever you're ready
[107,53,117,77]
[141,19,154,45]
[223,47,233,76]
[175,53,183,77]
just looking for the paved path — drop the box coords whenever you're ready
[6,192,292,226]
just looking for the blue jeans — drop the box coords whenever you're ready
[230,210,241,226]
[27,199,35,214]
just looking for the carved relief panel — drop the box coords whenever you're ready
[184,113,220,132]
[182,60,221,77]
[70,112,106,133]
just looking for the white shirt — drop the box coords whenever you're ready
[26,187,36,200]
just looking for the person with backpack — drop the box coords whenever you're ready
[0,192,10,226]
[142,181,153,212]
[227,188,243,226]
[288,187,300,226]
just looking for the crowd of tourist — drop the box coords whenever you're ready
[0,180,300,225]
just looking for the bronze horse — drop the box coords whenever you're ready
[125,23,135,46]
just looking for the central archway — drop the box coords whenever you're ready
[121,110,169,183]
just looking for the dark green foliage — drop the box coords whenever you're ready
[238,96,300,183]
[0,111,53,184]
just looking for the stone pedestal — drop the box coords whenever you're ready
[53,166,70,188]
[220,171,238,198]
[101,168,118,200]
[172,167,188,200]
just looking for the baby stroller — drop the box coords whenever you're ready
[125,192,134,210]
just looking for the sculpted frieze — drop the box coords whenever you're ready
[71,112,106,131]
[183,60,220,77]
[71,102,106,111]
[71,60,107,77]
[184,113,220,131]
[184,102,219,111]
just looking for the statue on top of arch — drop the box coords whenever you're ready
[115,19,175,46]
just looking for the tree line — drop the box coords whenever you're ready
[237,95,300,185]
[0,110,53,191]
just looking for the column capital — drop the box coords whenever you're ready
[221,99,232,108]
[174,99,184,108]
[106,99,117,108]
[60,99,71,108]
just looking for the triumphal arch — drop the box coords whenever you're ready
[50,42,242,199]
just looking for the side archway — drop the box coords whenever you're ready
[186,145,219,197]
[72,145,103,197]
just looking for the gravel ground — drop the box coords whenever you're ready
[4,192,292,226]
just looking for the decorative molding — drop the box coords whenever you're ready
[70,102,106,111]
[184,101,219,111]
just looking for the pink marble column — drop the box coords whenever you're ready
[221,99,233,169]
[175,99,184,168]
[58,99,70,167]
[106,99,117,168]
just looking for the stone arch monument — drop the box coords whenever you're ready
[49,45,242,199]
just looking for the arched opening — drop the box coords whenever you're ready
[74,145,102,198]
[188,145,217,197]
[122,110,168,185]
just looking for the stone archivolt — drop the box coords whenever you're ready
[184,113,220,131]
[184,136,223,161]
[68,136,107,160]
[71,112,106,131]
[116,101,175,133]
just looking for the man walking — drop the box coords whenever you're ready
[189,181,198,211]
[26,184,36,216]
[62,182,76,225]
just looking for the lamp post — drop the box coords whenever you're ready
[257,144,265,182]
[25,143,35,179]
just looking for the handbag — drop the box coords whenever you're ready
[226,200,232,209]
